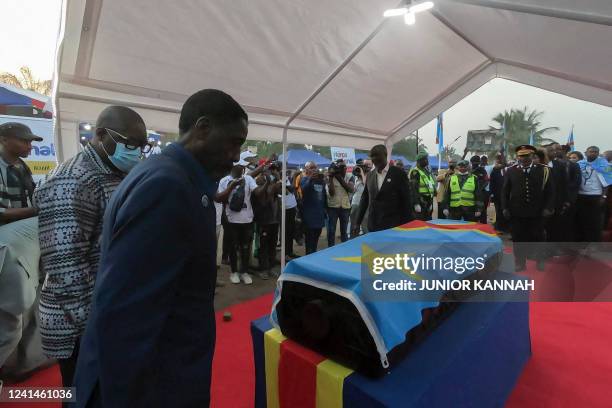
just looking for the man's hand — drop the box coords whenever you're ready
[442,209,449,217]
[542,208,554,218]
[503,209,511,219]
[414,204,422,213]
[560,202,570,215]
[229,178,244,189]
[475,211,481,218]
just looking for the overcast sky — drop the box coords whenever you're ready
[1,0,610,153]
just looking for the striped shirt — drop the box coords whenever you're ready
[34,143,124,358]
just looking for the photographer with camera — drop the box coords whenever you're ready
[326,159,354,247]
[217,159,258,285]
[300,161,327,254]
[252,167,283,279]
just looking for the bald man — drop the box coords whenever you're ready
[34,106,147,394]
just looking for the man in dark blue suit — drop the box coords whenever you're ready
[73,89,248,407]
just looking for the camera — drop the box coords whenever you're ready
[268,161,282,171]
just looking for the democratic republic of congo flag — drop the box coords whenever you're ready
[270,219,502,370]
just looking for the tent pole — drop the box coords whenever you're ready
[280,127,288,275]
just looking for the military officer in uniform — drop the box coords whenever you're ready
[442,160,485,221]
[409,152,436,220]
[502,145,555,271]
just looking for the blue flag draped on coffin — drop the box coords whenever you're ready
[271,219,502,368]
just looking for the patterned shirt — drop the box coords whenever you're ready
[34,143,124,358]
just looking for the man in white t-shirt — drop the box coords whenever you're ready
[217,160,258,284]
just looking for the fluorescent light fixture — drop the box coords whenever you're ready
[383,7,408,17]
[83,123,92,131]
[404,11,416,25]
[409,1,434,13]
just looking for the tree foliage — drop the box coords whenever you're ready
[490,107,559,155]
[392,136,428,161]
[0,66,52,96]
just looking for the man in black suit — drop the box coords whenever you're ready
[502,145,555,271]
[543,143,573,245]
[353,145,413,234]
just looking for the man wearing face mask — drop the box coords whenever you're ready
[442,160,484,221]
[409,152,436,221]
[34,106,148,394]
[73,90,248,408]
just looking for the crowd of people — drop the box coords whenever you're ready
[0,87,610,407]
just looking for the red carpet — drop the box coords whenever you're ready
[211,293,274,408]
[6,294,612,407]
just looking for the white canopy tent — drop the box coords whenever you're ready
[53,0,612,268]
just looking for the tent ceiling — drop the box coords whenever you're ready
[56,0,612,158]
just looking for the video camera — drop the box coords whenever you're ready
[329,160,347,175]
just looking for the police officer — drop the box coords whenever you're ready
[501,145,555,271]
[409,152,436,220]
[442,160,484,221]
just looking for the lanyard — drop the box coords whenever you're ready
[582,166,595,185]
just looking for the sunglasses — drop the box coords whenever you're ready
[104,128,152,154]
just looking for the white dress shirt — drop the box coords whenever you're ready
[376,163,390,190]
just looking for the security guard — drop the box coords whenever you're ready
[409,152,436,220]
[501,144,555,271]
[0,122,40,225]
[442,160,484,221]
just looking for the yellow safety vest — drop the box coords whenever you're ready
[411,168,435,197]
[449,174,476,207]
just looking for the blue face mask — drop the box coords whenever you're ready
[102,129,143,173]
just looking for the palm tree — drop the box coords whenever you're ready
[490,107,559,156]
[0,66,52,96]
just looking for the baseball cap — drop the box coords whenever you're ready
[233,150,258,166]
[0,122,43,142]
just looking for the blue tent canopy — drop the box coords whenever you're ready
[355,152,415,167]
[278,149,331,169]
[427,155,449,170]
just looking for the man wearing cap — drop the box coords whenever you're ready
[409,152,436,221]
[502,144,555,271]
[442,160,485,221]
[216,154,259,284]
[0,123,50,382]
[0,122,40,224]
[34,106,148,392]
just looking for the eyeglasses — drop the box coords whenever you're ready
[104,128,152,154]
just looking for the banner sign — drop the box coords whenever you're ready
[0,115,57,182]
[330,147,356,166]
